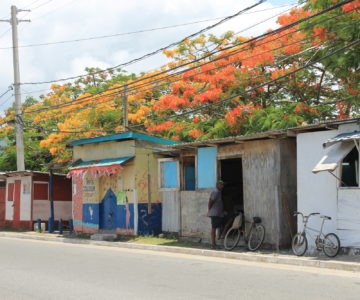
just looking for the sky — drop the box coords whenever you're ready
[0,0,297,114]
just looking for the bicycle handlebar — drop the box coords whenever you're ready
[293,211,320,219]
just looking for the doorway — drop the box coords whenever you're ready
[220,158,244,215]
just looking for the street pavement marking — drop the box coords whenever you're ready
[1,235,360,278]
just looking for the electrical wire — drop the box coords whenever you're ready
[0,3,298,50]
[18,2,299,98]
[0,86,13,99]
[19,0,267,85]
[19,38,360,134]
[23,17,358,124]
[129,39,360,129]
[23,3,356,115]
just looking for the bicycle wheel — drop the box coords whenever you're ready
[224,228,241,251]
[292,233,308,256]
[323,233,340,257]
[247,224,265,251]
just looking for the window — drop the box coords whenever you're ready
[0,180,5,188]
[182,156,195,191]
[197,147,217,189]
[158,159,179,190]
[341,147,359,187]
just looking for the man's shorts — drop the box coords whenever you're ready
[210,216,223,229]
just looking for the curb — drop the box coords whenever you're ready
[1,232,360,272]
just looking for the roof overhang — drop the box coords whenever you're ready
[323,131,360,148]
[67,156,134,178]
[312,131,360,174]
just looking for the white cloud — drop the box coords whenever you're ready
[0,0,292,112]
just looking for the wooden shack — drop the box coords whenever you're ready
[159,130,297,249]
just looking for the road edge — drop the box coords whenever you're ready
[1,231,359,272]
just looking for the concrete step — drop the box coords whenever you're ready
[90,233,117,241]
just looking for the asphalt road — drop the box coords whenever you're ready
[0,237,360,300]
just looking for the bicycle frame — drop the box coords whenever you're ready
[297,213,327,248]
[243,220,255,242]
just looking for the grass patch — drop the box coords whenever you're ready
[115,235,210,249]
[63,232,91,239]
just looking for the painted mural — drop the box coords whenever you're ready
[74,170,137,234]
[71,147,164,236]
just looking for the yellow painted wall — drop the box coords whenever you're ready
[73,140,135,161]
[98,162,135,203]
[134,140,162,204]
[82,174,100,204]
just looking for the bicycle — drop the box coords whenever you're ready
[223,212,265,251]
[292,212,341,257]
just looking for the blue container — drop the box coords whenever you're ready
[59,219,63,234]
[69,219,73,234]
[48,217,54,233]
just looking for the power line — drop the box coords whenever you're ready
[18,3,299,98]
[23,17,355,123]
[0,3,297,50]
[21,0,44,10]
[20,39,360,134]
[0,86,13,99]
[23,3,355,115]
[20,0,354,92]
[31,0,55,11]
[20,0,267,85]
[130,39,360,129]
[0,94,13,108]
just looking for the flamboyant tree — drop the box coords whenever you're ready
[0,0,358,170]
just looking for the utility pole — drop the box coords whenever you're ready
[123,84,128,131]
[1,6,30,171]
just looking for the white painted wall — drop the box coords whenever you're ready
[297,123,360,249]
[32,200,72,221]
[20,176,32,221]
[5,176,32,221]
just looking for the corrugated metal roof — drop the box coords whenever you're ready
[1,171,67,177]
[69,131,179,146]
[170,129,287,149]
[288,117,360,132]
[170,118,360,149]
[323,131,360,148]
[69,156,134,169]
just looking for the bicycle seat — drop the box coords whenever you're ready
[320,215,331,220]
[253,216,262,223]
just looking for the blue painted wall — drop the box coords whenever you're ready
[197,147,217,189]
[138,203,162,235]
[116,203,135,230]
[163,161,178,188]
[81,190,161,235]
[82,203,99,226]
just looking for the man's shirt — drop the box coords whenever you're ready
[208,188,223,217]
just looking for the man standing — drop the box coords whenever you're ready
[207,180,225,249]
